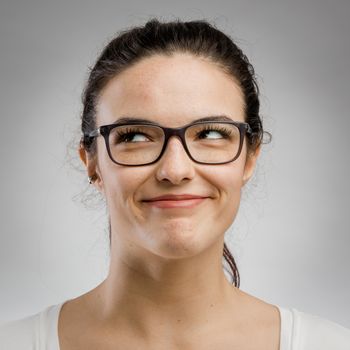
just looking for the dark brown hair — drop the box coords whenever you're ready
[80,18,269,287]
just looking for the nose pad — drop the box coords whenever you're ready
[155,136,195,184]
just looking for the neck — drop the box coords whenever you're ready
[89,235,241,339]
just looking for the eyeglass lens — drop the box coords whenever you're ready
[107,122,241,165]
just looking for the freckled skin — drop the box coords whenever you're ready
[65,53,280,350]
[93,53,252,260]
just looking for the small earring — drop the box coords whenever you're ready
[88,174,97,184]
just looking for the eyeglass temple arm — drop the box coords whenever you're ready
[82,128,101,147]
[246,123,253,135]
[86,128,101,139]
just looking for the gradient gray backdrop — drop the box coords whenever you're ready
[1,0,349,327]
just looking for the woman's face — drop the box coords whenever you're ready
[82,53,260,260]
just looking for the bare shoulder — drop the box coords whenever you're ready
[232,289,281,349]
[236,289,281,323]
[58,293,97,350]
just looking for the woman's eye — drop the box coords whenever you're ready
[118,132,149,143]
[203,130,223,139]
[198,129,228,139]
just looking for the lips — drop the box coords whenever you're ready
[143,194,208,202]
[142,195,208,209]
[142,194,210,209]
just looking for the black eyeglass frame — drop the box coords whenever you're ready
[84,120,253,166]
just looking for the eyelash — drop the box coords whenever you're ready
[114,125,233,143]
[196,125,232,139]
[115,127,152,143]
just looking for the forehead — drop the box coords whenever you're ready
[96,53,245,126]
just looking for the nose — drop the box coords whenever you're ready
[155,136,195,185]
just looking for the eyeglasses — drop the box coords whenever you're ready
[84,120,252,166]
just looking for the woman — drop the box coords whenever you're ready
[1,18,349,350]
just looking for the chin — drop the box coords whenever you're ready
[146,222,216,259]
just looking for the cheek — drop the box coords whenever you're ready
[205,160,245,195]
[100,161,149,220]
[204,161,246,222]
[102,168,140,202]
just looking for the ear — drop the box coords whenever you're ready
[242,144,261,186]
[78,142,105,194]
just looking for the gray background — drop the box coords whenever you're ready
[1,0,349,327]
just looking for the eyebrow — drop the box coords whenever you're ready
[112,115,234,125]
